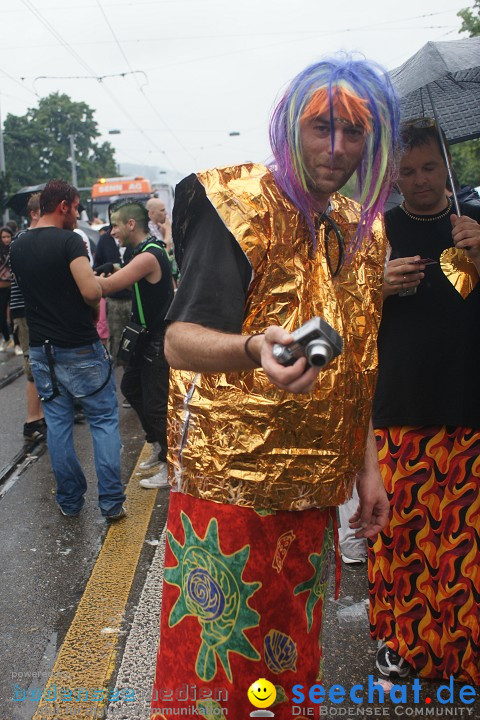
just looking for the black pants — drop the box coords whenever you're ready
[121,337,169,462]
[0,286,11,341]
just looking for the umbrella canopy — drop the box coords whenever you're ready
[389,37,480,144]
[6,183,46,216]
[77,220,99,247]
[6,185,86,219]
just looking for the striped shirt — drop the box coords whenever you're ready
[9,234,26,318]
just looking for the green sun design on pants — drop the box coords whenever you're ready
[165,512,261,682]
[293,523,333,631]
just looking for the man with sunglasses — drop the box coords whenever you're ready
[371,120,480,683]
[149,56,400,717]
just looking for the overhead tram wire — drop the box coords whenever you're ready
[142,23,458,74]
[95,0,143,87]
[95,0,194,167]
[21,0,178,171]
[10,2,468,12]
[33,71,146,83]
[0,65,38,97]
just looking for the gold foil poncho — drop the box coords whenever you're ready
[168,164,387,511]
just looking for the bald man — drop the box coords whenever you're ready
[146,197,178,285]
[146,198,171,246]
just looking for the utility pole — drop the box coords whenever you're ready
[0,103,9,224]
[68,134,78,188]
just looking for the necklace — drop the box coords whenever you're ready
[400,197,452,222]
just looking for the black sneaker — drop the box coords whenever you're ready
[23,419,47,442]
[105,505,127,522]
[376,644,411,678]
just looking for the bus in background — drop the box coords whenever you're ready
[90,176,153,222]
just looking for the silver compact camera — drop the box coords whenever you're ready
[272,316,343,369]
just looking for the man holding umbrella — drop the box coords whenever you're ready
[370,119,480,683]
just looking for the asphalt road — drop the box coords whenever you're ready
[0,358,156,719]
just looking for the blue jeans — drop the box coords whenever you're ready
[30,341,125,516]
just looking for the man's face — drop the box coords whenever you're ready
[62,197,80,231]
[397,138,448,214]
[110,212,132,246]
[300,113,366,207]
[148,201,166,226]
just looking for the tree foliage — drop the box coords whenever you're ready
[450,2,480,188]
[451,139,480,187]
[2,93,117,199]
[458,0,480,36]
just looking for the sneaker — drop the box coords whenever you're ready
[139,462,169,489]
[139,442,161,470]
[376,644,411,679]
[5,338,14,352]
[0,339,6,352]
[122,398,131,408]
[105,505,127,522]
[14,345,23,356]
[57,503,81,517]
[341,553,367,565]
[23,419,47,442]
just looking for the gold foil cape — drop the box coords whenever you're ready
[168,164,387,511]
[440,247,479,299]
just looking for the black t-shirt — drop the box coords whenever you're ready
[373,202,480,429]
[10,227,99,348]
[166,175,252,332]
[131,238,174,336]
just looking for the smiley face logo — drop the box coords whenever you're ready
[247,678,276,708]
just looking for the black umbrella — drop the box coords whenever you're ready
[6,183,46,216]
[6,184,86,218]
[389,37,480,214]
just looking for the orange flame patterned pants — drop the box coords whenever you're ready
[369,425,480,684]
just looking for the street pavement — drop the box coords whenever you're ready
[0,357,161,719]
[1,352,478,720]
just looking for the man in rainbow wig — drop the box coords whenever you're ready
[150,55,399,718]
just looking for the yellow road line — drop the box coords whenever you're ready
[33,444,158,720]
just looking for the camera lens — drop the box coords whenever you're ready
[305,339,332,368]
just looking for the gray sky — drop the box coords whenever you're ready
[0,0,472,182]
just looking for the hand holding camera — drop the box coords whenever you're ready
[272,316,343,369]
[94,262,121,277]
[255,319,342,394]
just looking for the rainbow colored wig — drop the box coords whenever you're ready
[269,55,400,256]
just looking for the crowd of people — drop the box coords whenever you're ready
[3,49,480,717]
[6,185,174,518]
